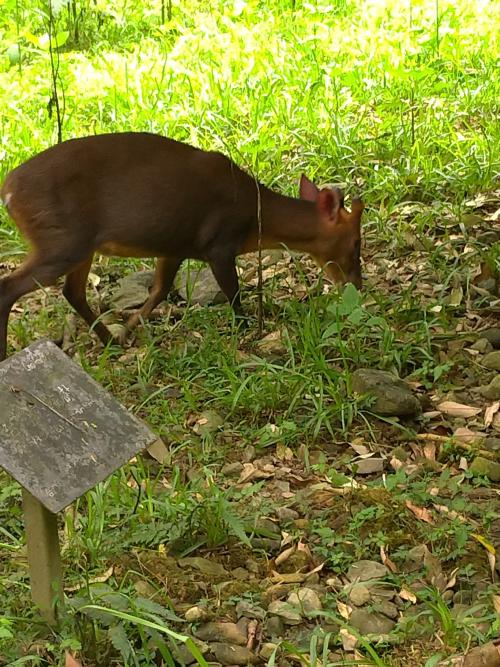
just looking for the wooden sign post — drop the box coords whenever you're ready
[0,340,158,624]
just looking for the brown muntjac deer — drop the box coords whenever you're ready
[0,132,364,360]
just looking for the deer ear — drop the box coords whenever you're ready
[351,196,364,216]
[317,187,341,222]
[299,174,319,202]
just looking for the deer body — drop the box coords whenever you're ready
[0,132,363,360]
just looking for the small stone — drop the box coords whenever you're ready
[231,567,250,581]
[349,609,396,636]
[245,559,261,574]
[477,375,500,400]
[351,369,421,417]
[480,328,500,349]
[326,576,343,590]
[470,338,493,354]
[353,458,385,475]
[134,580,156,597]
[175,264,226,306]
[483,437,500,453]
[469,456,500,482]
[265,615,285,637]
[482,351,500,371]
[194,622,246,645]
[179,557,228,577]
[107,322,128,340]
[346,560,389,583]
[235,601,266,620]
[373,600,399,619]
[185,606,209,623]
[471,338,494,353]
[255,517,280,537]
[250,537,281,550]
[259,643,279,660]
[221,462,244,477]
[256,330,287,356]
[209,643,259,665]
[275,507,300,522]
[267,600,302,625]
[242,445,256,462]
[172,641,208,665]
[453,589,472,605]
[477,278,497,293]
[349,584,371,606]
[287,587,323,614]
[110,270,154,310]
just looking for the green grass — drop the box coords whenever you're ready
[0,0,499,665]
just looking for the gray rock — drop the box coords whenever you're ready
[346,560,389,583]
[477,375,500,400]
[477,278,497,293]
[265,615,285,637]
[235,600,266,620]
[453,589,473,605]
[209,643,259,665]
[267,600,302,625]
[471,338,494,353]
[185,606,209,623]
[354,457,385,475]
[351,369,421,417]
[482,351,500,371]
[480,328,500,349]
[259,643,279,660]
[483,437,500,453]
[469,456,500,482]
[194,622,246,645]
[171,643,197,665]
[231,567,251,581]
[275,507,300,522]
[242,445,256,462]
[373,600,399,619]
[176,264,226,306]
[287,587,323,614]
[349,609,396,636]
[349,584,371,606]
[245,559,261,575]
[256,330,287,356]
[110,270,155,310]
[221,462,244,477]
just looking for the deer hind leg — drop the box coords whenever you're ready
[124,256,183,337]
[62,255,113,346]
[0,252,83,361]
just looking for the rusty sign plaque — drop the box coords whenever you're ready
[0,340,157,513]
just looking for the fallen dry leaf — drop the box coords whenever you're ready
[340,627,358,651]
[238,462,274,484]
[399,587,417,604]
[423,441,437,460]
[337,601,351,620]
[405,500,435,524]
[275,545,296,567]
[437,401,482,418]
[380,545,398,573]
[485,402,500,428]
[66,654,83,667]
[146,438,170,464]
